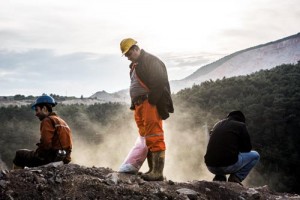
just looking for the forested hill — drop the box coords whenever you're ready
[1,62,300,195]
[174,61,300,193]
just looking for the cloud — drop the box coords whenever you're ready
[161,52,226,80]
[0,49,130,97]
[0,0,299,96]
[0,48,224,96]
[163,53,223,67]
[214,0,300,53]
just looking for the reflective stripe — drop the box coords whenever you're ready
[54,124,70,129]
[145,133,164,138]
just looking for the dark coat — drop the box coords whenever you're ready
[204,117,252,167]
[130,49,174,120]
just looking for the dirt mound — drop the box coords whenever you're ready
[0,162,299,200]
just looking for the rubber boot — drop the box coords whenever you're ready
[228,174,243,186]
[12,164,23,169]
[213,175,227,182]
[144,151,153,174]
[141,151,165,181]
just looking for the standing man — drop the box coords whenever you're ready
[13,94,73,169]
[120,38,174,181]
[204,111,260,185]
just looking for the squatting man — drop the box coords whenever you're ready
[204,110,260,185]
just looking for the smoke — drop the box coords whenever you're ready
[0,101,261,186]
[163,120,213,182]
[71,110,138,170]
[0,156,8,171]
[70,103,214,182]
[66,102,263,186]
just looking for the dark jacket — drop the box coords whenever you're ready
[204,117,252,167]
[130,49,174,120]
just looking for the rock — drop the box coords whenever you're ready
[135,177,145,185]
[55,176,63,183]
[1,170,9,175]
[5,190,14,200]
[176,188,198,200]
[241,188,261,199]
[42,161,64,168]
[33,174,46,184]
[0,164,299,200]
[30,169,42,173]
[176,193,190,200]
[0,180,7,188]
[105,172,119,185]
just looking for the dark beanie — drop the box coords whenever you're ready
[227,110,246,123]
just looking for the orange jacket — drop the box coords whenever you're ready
[36,112,72,162]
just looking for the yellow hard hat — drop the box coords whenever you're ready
[120,38,137,54]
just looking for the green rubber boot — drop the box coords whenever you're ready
[141,151,165,181]
[12,164,23,169]
[144,151,153,174]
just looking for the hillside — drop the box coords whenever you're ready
[70,33,300,103]
[1,63,300,196]
[171,33,300,92]
[1,162,300,200]
[174,62,300,193]
[89,89,130,104]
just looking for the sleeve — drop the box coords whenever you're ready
[238,124,252,152]
[147,59,168,105]
[38,118,55,150]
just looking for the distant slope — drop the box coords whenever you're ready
[174,62,300,193]
[89,89,130,104]
[171,33,300,92]
[0,157,8,171]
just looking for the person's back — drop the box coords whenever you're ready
[204,118,252,167]
[204,111,260,185]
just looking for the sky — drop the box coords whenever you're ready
[0,0,299,97]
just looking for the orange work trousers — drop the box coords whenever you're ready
[134,99,166,152]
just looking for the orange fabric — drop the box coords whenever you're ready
[38,114,73,162]
[39,115,72,150]
[134,99,165,152]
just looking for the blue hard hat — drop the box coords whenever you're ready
[31,94,57,110]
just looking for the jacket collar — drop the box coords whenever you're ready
[49,112,57,117]
[129,49,145,69]
[136,49,145,63]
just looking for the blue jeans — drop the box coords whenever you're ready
[207,151,260,181]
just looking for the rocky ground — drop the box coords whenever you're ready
[0,162,299,200]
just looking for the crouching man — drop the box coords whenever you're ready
[13,94,73,169]
[204,111,260,185]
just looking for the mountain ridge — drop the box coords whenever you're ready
[171,32,300,92]
[91,32,300,100]
[185,32,300,80]
[89,89,130,104]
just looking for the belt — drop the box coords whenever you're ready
[132,94,148,106]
